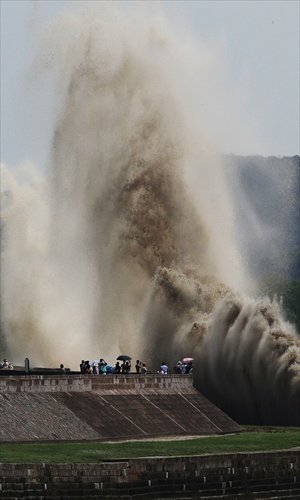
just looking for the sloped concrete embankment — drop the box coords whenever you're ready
[0,451,300,499]
[0,375,240,442]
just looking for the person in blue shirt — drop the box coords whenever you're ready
[159,361,168,374]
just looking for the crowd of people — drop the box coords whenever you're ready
[78,358,193,375]
[159,360,193,374]
[173,360,193,374]
[79,358,148,375]
[0,356,193,375]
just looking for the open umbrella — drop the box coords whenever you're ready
[182,357,193,363]
[117,355,132,361]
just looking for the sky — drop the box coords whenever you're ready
[1,0,299,169]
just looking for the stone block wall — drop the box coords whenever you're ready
[0,450,299,498]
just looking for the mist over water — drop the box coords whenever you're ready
[1,5,299,424]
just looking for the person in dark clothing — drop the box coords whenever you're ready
[135,360,142,374]
[84,361,91,374]
[185,362,193,374]
[114,361,121,374]
[173,361,182,374]
[124,360,131,373]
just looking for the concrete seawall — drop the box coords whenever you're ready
[0,375,240,442]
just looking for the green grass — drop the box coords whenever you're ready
[0,428,299,463]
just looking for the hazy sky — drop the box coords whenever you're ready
[1,0,299,169]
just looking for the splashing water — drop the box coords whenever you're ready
[1,5,299,424]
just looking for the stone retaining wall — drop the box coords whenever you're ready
[1,450,300,498]
[0,375,240,442]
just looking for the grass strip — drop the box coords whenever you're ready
[0,429,299,463]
